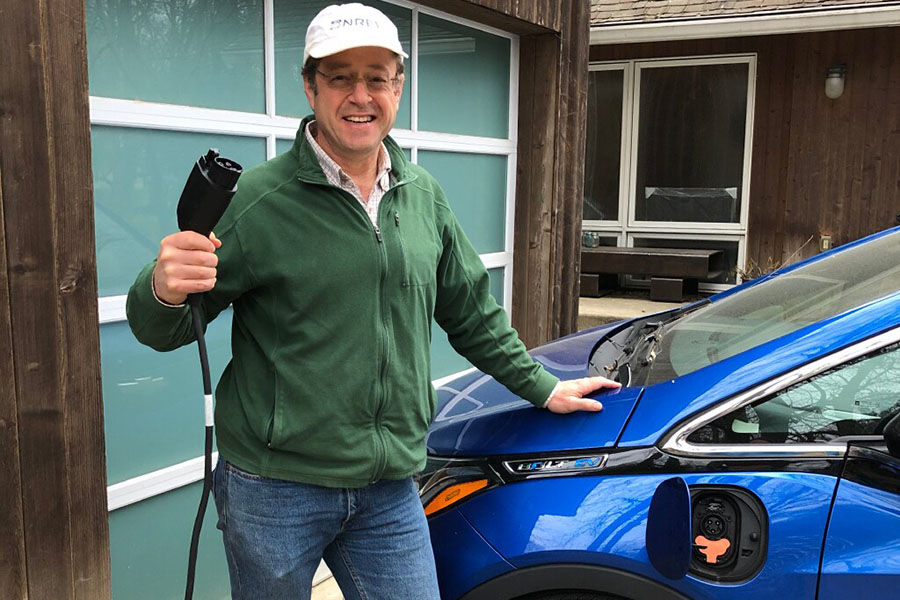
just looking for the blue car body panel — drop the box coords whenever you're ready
[457,472,837,600]
[819,476,900,599]
[428,322,643,457]
[428,509,514,600]
[428,385,642,457]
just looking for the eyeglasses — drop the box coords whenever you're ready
[315,70,400,93]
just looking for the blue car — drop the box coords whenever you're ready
[420,227,900,600]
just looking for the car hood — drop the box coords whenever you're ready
[426,324,644,457]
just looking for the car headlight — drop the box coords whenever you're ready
[415,457,500,517]
[415,452,611,517]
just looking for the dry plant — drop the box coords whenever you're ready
[734,235,816,281]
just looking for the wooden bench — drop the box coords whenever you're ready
[580,247,725,302]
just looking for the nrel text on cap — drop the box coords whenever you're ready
[304,3,409,65]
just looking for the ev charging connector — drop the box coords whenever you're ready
[177,149,242,600]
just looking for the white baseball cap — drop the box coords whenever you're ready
[303,3,409,65]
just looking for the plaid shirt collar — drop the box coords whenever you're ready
[304,120,392,198]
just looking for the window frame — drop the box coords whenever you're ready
[625,231,744,291]
[661,326,900,459]
[583,61,632,228]
[583,53,757,291]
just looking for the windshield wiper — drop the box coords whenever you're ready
[614,362,632,386]
[604,320,666,382]
[634,324,666,367]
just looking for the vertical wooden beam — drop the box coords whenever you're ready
[0,169,27,600]
[512,1,589,344]
[0,0,110,597]
[512,33,559,347]
[511,34,539,343]
[550,0,590,338]
[46,2,111,597]
[2,1,73,595]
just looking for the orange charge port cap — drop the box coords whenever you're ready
[695,535,731,564]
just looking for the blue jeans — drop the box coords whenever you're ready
[212,459,440,600]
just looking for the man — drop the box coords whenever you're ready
[126,3,620,599]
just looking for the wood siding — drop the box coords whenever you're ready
[512,1,591,343]
[513,33,559,344]
[463,0,562,31]
[590,27,900,269]
[0,0,110,598]
[417,0,561,33]
[420,0,590,344]
[552,0,591,338]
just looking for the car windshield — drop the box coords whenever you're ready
[600,230,900,387]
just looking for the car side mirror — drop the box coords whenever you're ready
[883,412,900,458]
[646,477,692,579]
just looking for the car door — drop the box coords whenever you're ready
[814,338,900,599]
[654,328,900,600]
[817,443,900,597]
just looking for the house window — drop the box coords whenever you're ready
[584,68,624,222]
[584,55,756,290]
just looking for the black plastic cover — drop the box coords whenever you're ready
[177,148,242,236]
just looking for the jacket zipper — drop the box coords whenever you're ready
[310,187,390,482]
[395,211,408,287]
[296,177,410,483]
[372,218,390,483]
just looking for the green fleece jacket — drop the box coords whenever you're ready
[126,119,558,487]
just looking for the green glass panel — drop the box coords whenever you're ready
[431,267,504,379]
[417,151,506,254]
[430,325,471,379]
[86,0,264,112]
[273,0,412,129]
[488,267,505,305]
[110,483,229,600]
[102,316,232,484]
[418,16,509,138]
[92,126,266,297]
[277,137,295,156]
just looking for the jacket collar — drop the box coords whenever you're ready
[292,115,416,187]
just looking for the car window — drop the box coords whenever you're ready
[633,230,900,387]
[688,343,900,444]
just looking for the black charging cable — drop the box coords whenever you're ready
[175,149,242,600]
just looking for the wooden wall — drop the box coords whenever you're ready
[419,0,590,345]
[458,0,562,31]
[0,0,110,597]
[417,0,561,34]
[590,26,900,269]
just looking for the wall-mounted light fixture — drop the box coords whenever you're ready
[825,64,847,99]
